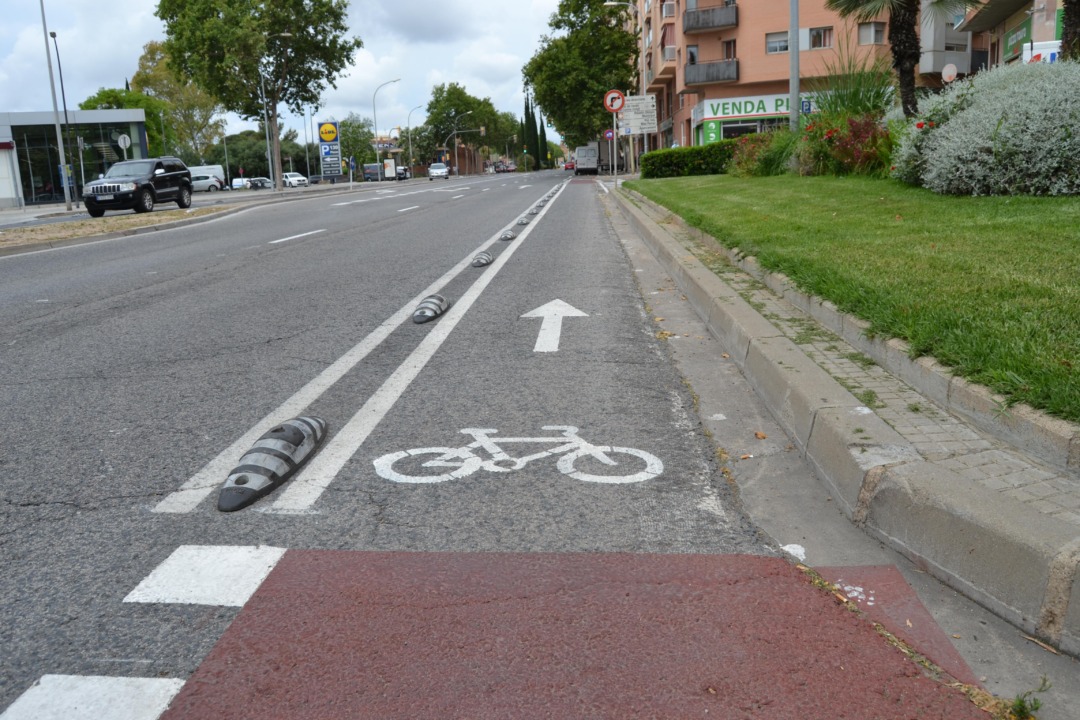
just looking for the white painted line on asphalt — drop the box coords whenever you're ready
[123,545,286,606]
[397,206,420,213]
[270,182,569,514]
[452,195,465,199]
[154,191,562,514]
[269,229,325,244]
[0,675,185,720]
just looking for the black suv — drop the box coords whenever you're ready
[83,157,193,217]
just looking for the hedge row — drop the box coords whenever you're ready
[639,140,737,178]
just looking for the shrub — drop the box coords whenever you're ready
[796,113,893,176]
[640,140,737,178]
[727,130,801,177]
[892,62,1080,195]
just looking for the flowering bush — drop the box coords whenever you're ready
[892,62,1080,195]
[796,113,893,176]
[727,133,776,176]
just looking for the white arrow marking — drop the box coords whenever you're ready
[521,300,588,352]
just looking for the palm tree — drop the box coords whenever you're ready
[825,0,979,118]
[1063,0,1080,61]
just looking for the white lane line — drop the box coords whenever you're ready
[154,212,542,514]
[397,206,420,213]
[123,545,286,606]
[0,675,185,720]
[270,183,569,514]
[452,195,465,199]
[269,229,325,244]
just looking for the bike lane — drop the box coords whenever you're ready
[2,178,993,718]
[155,179,988,718]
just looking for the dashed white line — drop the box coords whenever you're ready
[397,206,420,213]
[269,229,325,244]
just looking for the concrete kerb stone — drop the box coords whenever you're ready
[610,186,1079,652]
[865,460,1080,653]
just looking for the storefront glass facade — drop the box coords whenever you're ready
[1,110,147,206]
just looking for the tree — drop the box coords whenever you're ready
[824,0,979,118]
[337,112,376,168]
[1063,0,1080,61]
[157,0,362,188]
[131,41,226,163]
[523,0,637,147]
[425,83,500,170]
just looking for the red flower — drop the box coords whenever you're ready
[916,121,925,129]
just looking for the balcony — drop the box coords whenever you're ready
[684,59,739,86]
[684,4,738,34]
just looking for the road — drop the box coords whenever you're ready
[0,171,1075,718]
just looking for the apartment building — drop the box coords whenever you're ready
[619,0,984,150]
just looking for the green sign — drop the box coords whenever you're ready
[1004,18,1031,61]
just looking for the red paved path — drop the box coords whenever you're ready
[162,551,988,719]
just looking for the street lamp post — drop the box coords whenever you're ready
[407,104,423,177]
[372,78,400,182]
[451,110,473,177]
[48,30,78,207]
[38,0,71,210]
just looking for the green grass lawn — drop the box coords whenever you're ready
[624,175,1080,424]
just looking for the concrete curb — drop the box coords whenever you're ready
[610,187,1080,656]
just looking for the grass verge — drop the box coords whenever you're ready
[624,175,1080,424]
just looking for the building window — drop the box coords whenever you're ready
[766,31,789,54]
[687,45,698,64]
[945,42,968,52]
[810,26,833,49]
[723,39,737,60]
[858,22,885,45]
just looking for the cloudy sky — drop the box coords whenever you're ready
[1,0,561,140]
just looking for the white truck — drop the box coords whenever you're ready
[573,142,599,175]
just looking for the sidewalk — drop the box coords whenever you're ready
[609,182,1080,657]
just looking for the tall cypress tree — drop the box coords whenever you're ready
[524,96,538,170]
[538,113,549,169]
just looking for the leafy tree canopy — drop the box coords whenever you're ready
[157,0,361,184]
[131,41,225,163]
[523,0,637,147]
[78,87,174,158]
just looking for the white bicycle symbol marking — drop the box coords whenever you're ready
[373,425,664,484]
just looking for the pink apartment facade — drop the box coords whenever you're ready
[621,0,1065,152]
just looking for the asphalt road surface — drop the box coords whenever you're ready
[1,171,1074,718]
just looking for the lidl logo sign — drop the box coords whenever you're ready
[319,123,339,142]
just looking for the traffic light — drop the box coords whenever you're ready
[523,145,528,154]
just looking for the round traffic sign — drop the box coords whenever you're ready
[604,89,625,113]
[604,129,614,140]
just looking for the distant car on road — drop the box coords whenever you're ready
[191,174,223,192]
[282,172,308,187]
[564,161,575,171]
[428,162,449,180]
[232,178,247,190]
[247,177,272,189]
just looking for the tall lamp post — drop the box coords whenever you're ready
[49,30,78,207]
[451,110,472,177]
[38,0,71,210]
[372,78,400,182]
[406,104,423,176]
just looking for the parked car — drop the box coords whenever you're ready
[282,172,308,187]
[564,161,575,171]
[191,173,224,192]
[363,163,389,181]
[82,156,192,217]
[231,178,247,190]
[396,166,411,180]
[428,162,449,180]
[247,177,272,189]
